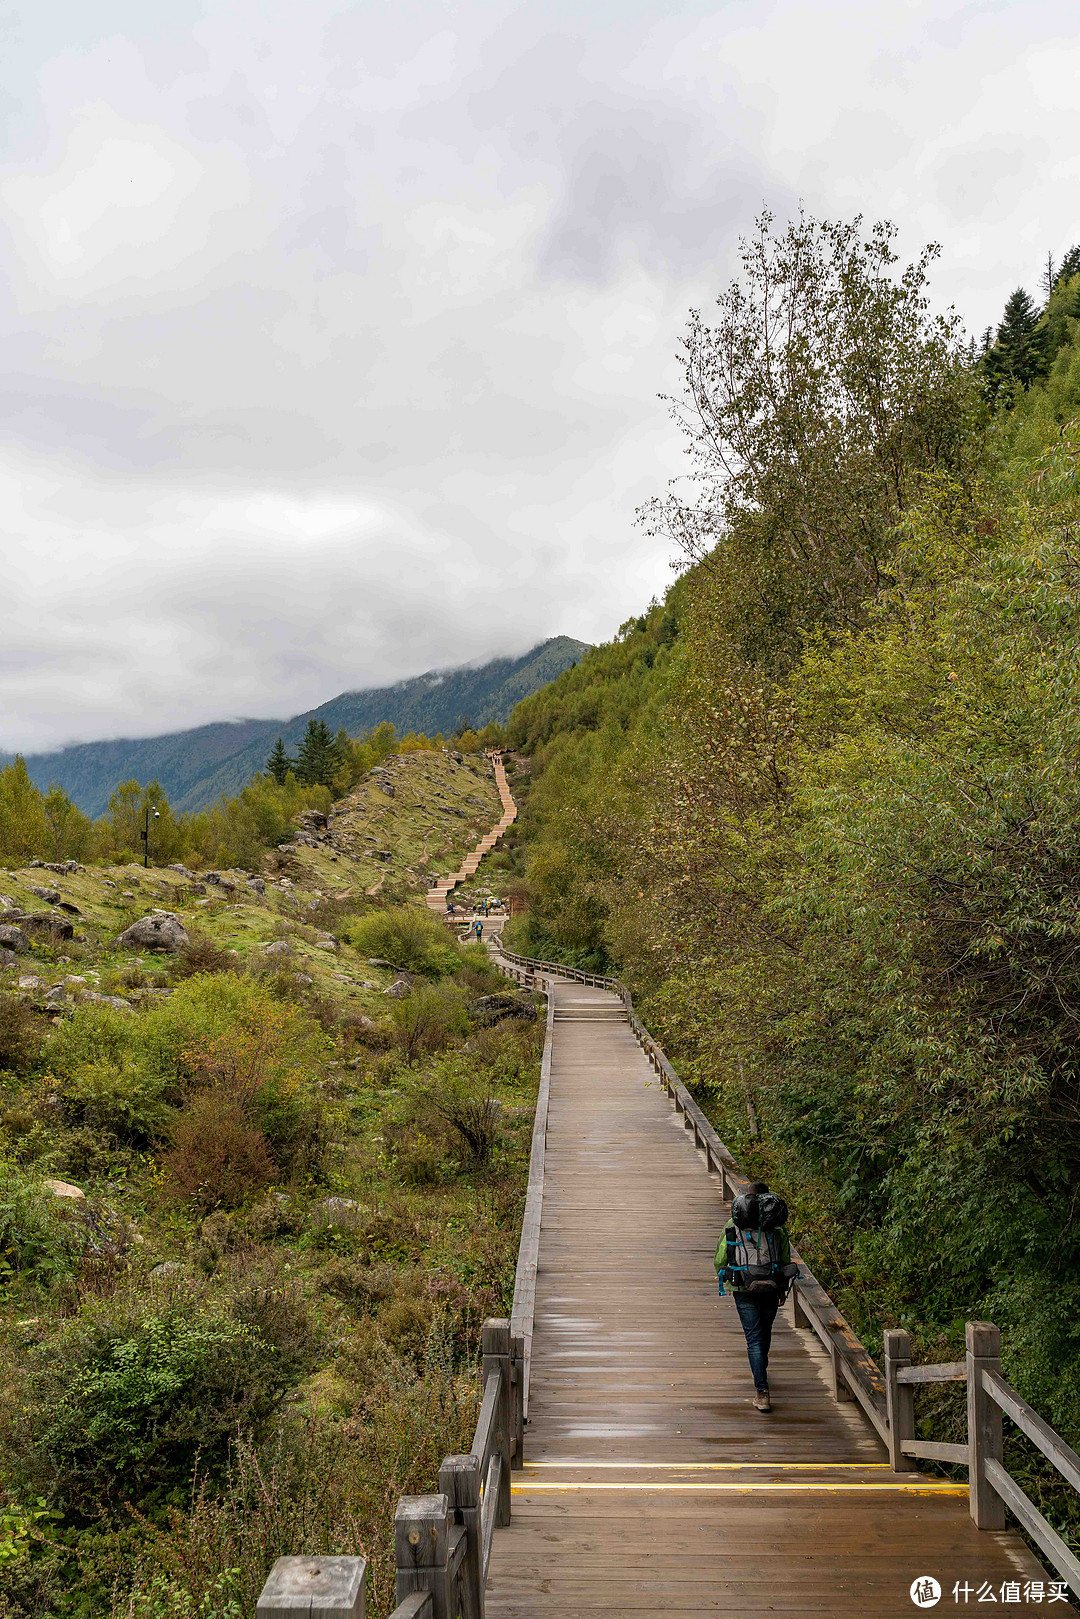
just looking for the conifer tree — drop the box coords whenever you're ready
[266,737,293,785]
[296,720,341,787]
[988,287,1050,391]
[1057,246,1080,286]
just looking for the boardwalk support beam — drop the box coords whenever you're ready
[883,1329,916,1473]
[967,1322,1005,1530]
[482,1319,513,1527]
[395,1495,451,1619]
[439,1455,483,1619]
[256,1556,366,1617]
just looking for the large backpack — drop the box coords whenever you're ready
[722,1191,793,1298]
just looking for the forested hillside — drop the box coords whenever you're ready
[503,213,1080,1462]
[6,637,588,817]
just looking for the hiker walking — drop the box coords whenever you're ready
[474,918,484,941]
[715,1181,798,1412]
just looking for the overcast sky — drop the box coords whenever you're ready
[2,0,1077,751]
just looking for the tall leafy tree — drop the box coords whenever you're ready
[42,784,90,862]
[265,737,293,786]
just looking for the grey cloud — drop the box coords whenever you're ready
[0,0,1075,752]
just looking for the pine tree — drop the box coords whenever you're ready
[1057,246,1080,286]
[984,287,1050,398]
[266,737,293,785]
[296,720,339,787]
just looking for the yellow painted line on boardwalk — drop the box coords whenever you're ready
[512,1482,968,1494]
[523,1461,893,1471]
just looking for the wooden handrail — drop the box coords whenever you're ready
[491,946,1080,1601]
[494,943,891,1434]
[255,947,1080,1612]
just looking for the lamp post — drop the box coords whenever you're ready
[141,805,161,869]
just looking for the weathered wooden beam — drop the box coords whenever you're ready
[481,1319,512,1527]
[256,1556,366,1618]
[439,1453,483,1619]
[984,1458,1080,1597]
[884,1329,916,1473]
[394,1495,451,1619]
[982,1369,1080,1494]
[967,1322,1005,1530]
[901,1439,968,1464]
[896,1360,967,1385]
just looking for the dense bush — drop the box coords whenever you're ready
[0,1165,79,1284]
[163,1092,276,1209]
[345,906,460,980]
[389,985,469,1064]
[46,978,329,1180]
[0,995,44,1075]
[13,1276,315,1518]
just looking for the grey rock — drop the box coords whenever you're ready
[262,939,291,958]
[0,949,16,969]
[202,872,237,891]
[27,886,61,904]
[80,991,135,1013]
[384,976,411,999]
[118,912,189,953]
[314,934,339,951]
[150,1261,184,1278]
[295,974,314,987]
[0,894,15,909]
[0,924,29,953]
[168,864,197,880]
[246,877,266,896]
[313,1196,359,1226]
[469,993,537,1026]
[57,901,81,915]
[45,984,67,1004]
[19,911,75,941]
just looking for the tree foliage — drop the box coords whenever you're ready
[507,212,1080,1448]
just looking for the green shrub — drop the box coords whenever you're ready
[344,907,460,980]
[389,985,469,1063]
[59,1056,172,1148]
[16,1277,314,1517]
[171,936,242,981]
[0,996,43,1075]
[0,1164,78,1284]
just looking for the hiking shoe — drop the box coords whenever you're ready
[753,1388,772,1412]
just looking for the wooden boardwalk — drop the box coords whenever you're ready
[486,979,1046,1618]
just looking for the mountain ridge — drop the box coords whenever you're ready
[6,635,588,817]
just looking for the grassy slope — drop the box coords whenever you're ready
[0,748,536,1618]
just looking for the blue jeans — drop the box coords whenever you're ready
[734,1292,780,1391]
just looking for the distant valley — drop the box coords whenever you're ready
[4,636,588,816]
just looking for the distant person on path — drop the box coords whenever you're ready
[715,1181,798,1413]
[474,919,484,941]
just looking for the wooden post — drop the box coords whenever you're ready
[967,1321,1005,1529]
[482,1318,512,1526]
[831,1347,854,1402]
[439,1455,483,1619]
[883,1329,916,1472]
[791,1282,809,1330]
[257,1556,366,1618]
[509,1331,525,1470]
[395,1495,450,1619]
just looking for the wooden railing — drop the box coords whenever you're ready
[255,978,555,1618]
[254,946,1080,1611]
[493,945,1080,1600]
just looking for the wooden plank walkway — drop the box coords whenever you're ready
[486,979,1046,1617]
